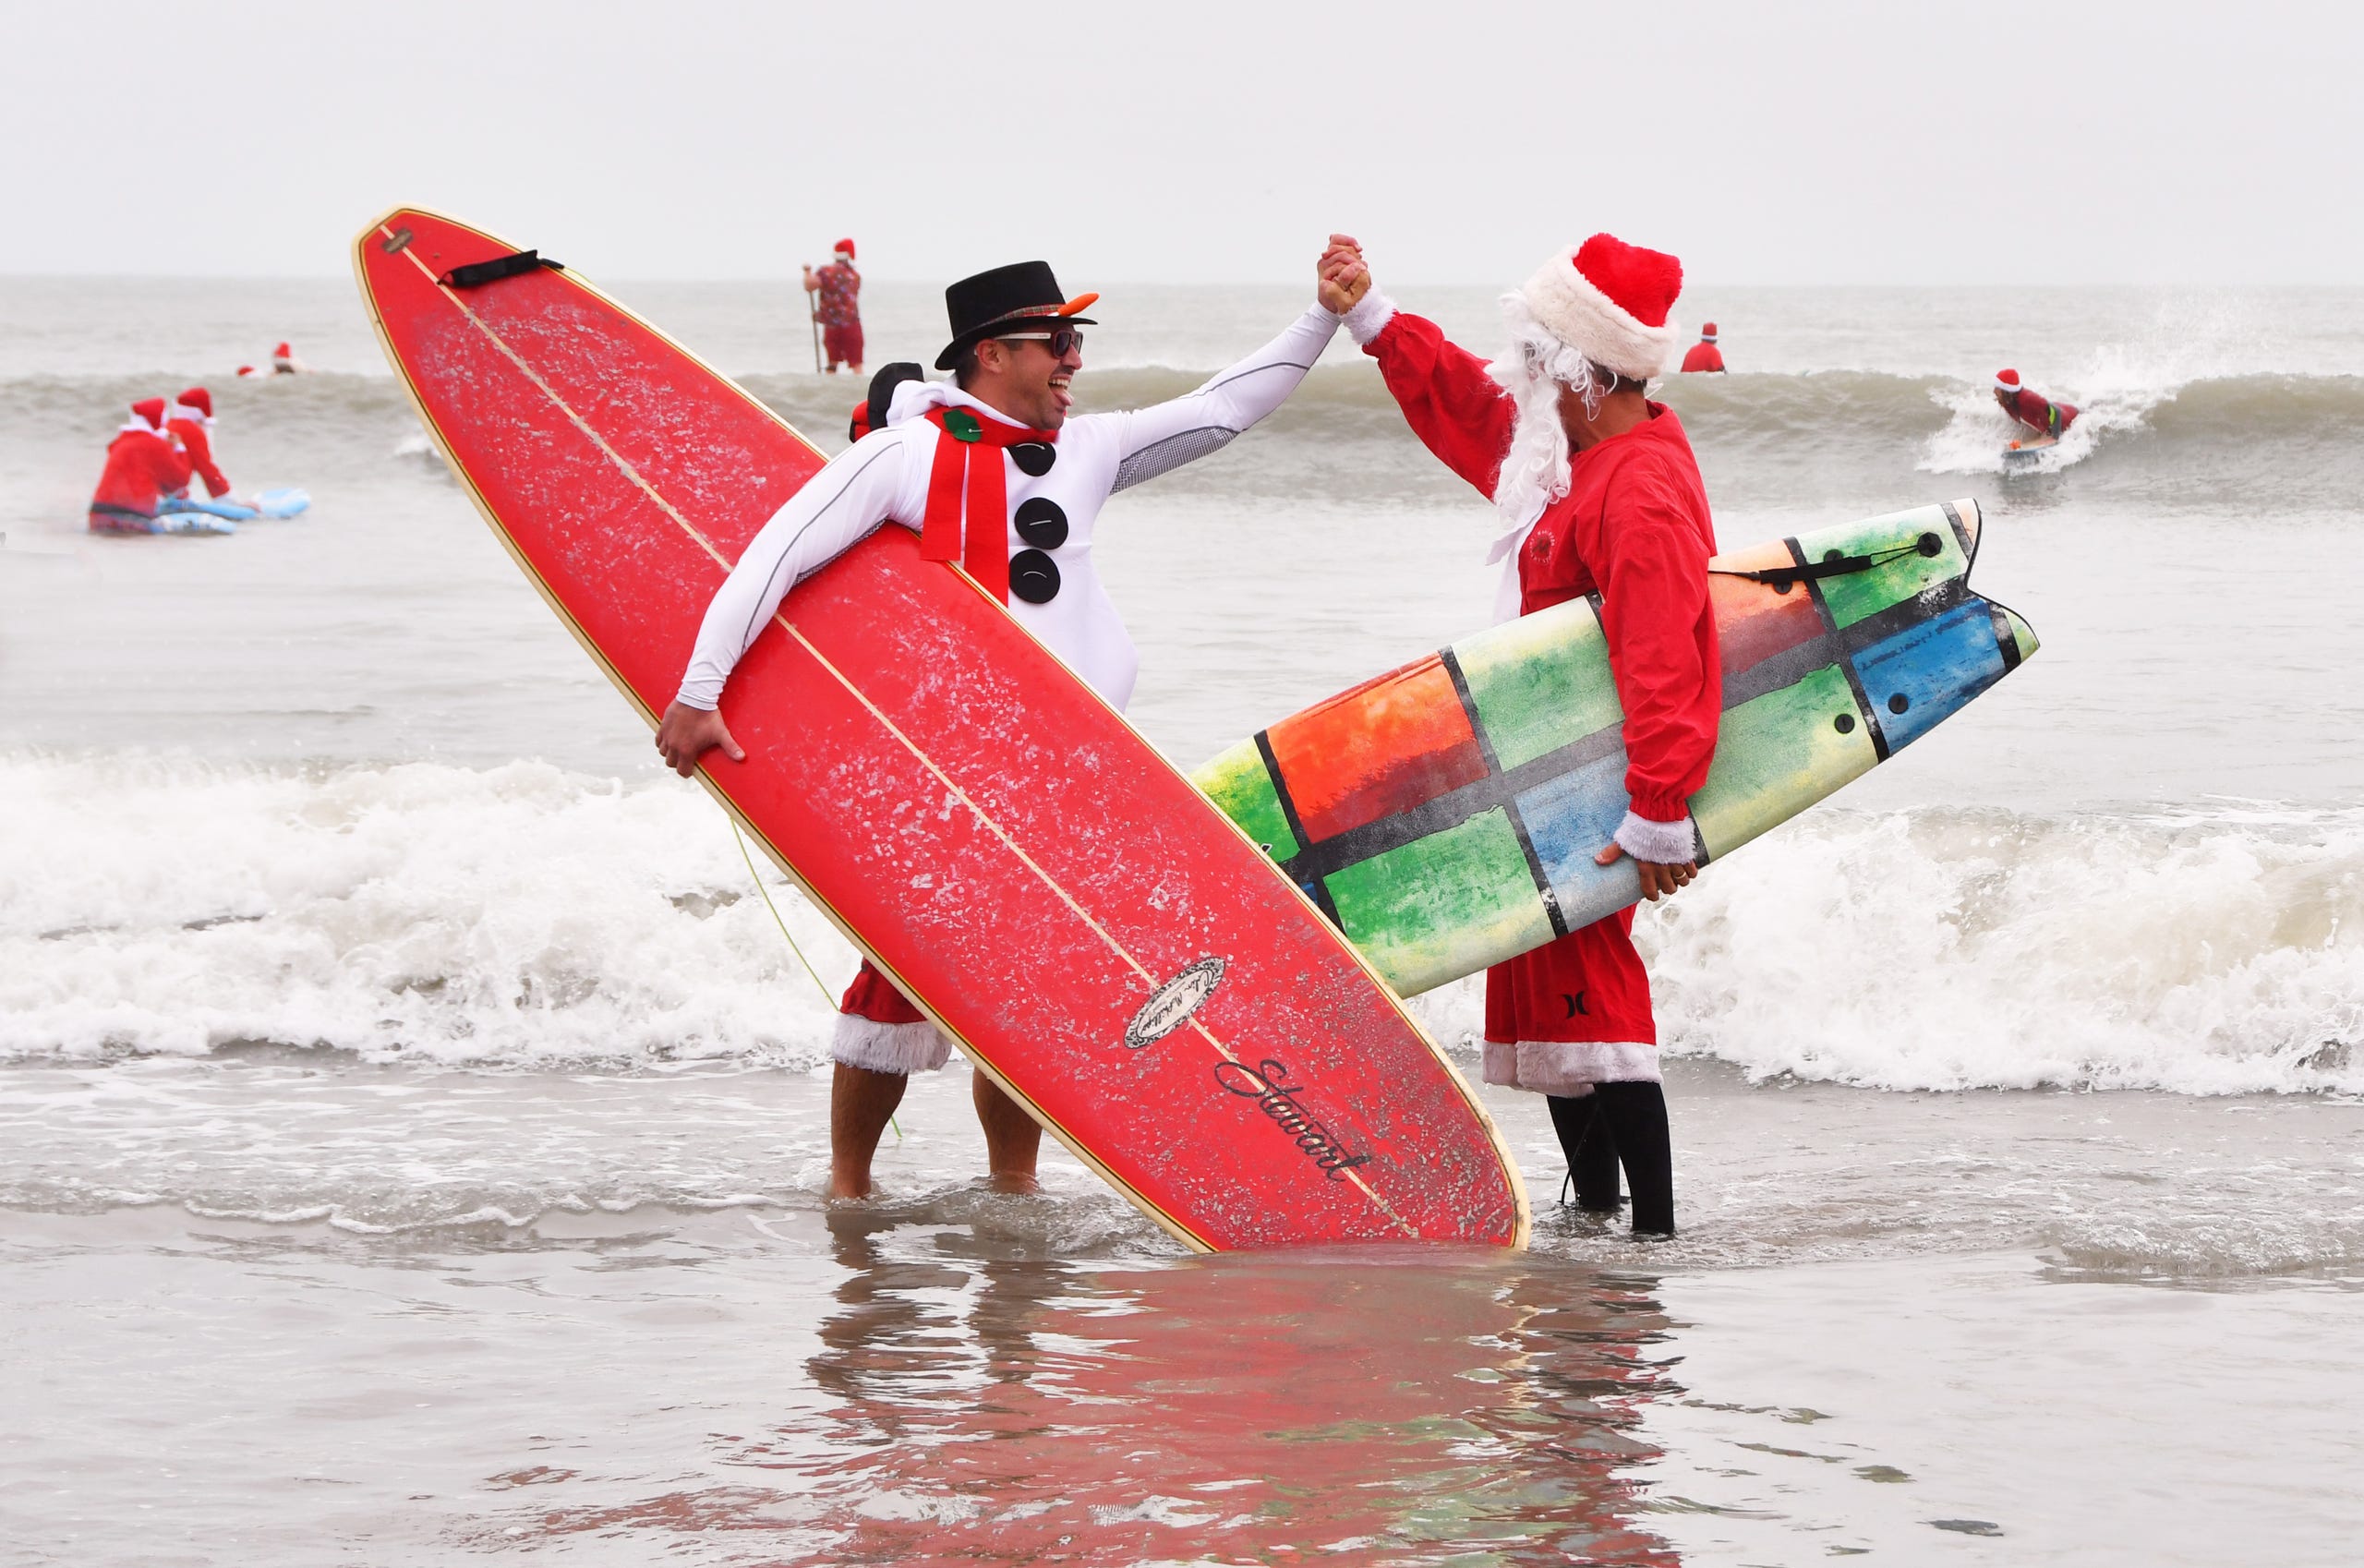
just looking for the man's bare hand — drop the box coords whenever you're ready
[1317,233,1371,313]
[1594,839,1696,902]
[655,701,745,778]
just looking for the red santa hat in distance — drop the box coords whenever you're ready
[834,237,856,259]
[129,397,167,429]
[1700,322,1718,343]
[273,342,293,358]
[177,386,213,418]
[1519,234,1684,380]
[1995,368,2022,392]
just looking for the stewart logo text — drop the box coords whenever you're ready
[1212,1058,1372,1181]
[1124,957,1226,1051]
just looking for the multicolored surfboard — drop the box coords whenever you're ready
[354,207,1526,1252]
[1193,501,2037,996]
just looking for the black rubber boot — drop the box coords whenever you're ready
[1591,1080,1674,1236]
[1548,1093,1622,1212]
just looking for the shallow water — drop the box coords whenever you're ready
[6,1058,2360,1565]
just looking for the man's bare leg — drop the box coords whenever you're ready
[830,1063,908,1198]
[972,1070,1042,1192]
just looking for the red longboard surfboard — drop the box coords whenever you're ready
[354,208,1526,1251]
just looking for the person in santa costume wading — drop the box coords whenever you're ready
[88,398,196,534]
[656,247,1362,1199]
[1320,232,1719,1236]
[1680,322,1724,374]
[804,240,864,375]
[1993,368,2076,439]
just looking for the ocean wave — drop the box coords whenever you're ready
[11,366,2358,484]
[5,754,2361,1095]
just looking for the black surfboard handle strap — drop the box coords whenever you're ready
[439,249,565,289]
[1709,533,1942,589]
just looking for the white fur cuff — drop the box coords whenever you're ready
[1483,1039,1660,1093]
[831,1015,952,1074]
[1341,291,1398,345]
[1614,810,1697,866]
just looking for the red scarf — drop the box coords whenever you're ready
[920,406,1056,604]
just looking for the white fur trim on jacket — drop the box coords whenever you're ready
[1341,291,1398,345]
[1520,248,1682,380]
[831,1014,952,1074]
[1614,809,1697,865]
[1482,1039,1660,1094]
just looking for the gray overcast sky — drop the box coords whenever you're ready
[7,1,2356,285]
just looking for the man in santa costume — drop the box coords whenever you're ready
[1993,368,2077,438]
[1319,232,1719,1236]
[803,240,864,376]
[1680,322,1724,374]
[656,247,1359,1198]
[88,398,195,534]
[163,387,237,503]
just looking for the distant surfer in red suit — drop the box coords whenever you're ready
[1994,368,2076,437]
[1679,323,1724,373]
[657,248,1358,1199]
[805,240,864,375]
[1320,233,1718,1235]
[89,398,195,533]
[163,387,235,501]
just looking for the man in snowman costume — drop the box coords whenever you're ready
[657,246,1362,1198]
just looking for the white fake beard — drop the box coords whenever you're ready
[1484,292,1609,533]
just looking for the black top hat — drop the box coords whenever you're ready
[935,260,1098,370]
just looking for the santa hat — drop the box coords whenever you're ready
[273,342,293,358]
[1700,322,1719,344]
[1518,234,1684,380]
[177,386,213,419]
[1995,368,2022,392]
[127,397,167,430]
[834,238,856,260]
[236,365,259,378]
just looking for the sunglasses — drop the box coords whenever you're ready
[995,326,1084,357]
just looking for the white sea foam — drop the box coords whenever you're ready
[1643,806,2364,1095]
[1,754,856,1067]
[6,755,2360,1095]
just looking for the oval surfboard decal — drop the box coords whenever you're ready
[1125,957,1226,1051]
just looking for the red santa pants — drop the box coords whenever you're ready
[823,323,864,368]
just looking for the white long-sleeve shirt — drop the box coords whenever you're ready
[676,304,1342,714]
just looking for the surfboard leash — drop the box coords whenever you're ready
[727,815,904,1140]
[730,816,839,1006]
[1709,534,1943,588]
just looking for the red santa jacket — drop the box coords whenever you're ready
[1364,311,1720,826]
[2000,386,2077,437]
[1680,340,1725,373]
[166,415,232,498]
[90,427,194,519]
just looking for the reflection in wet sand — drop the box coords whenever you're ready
[531,1207,1683,1563]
